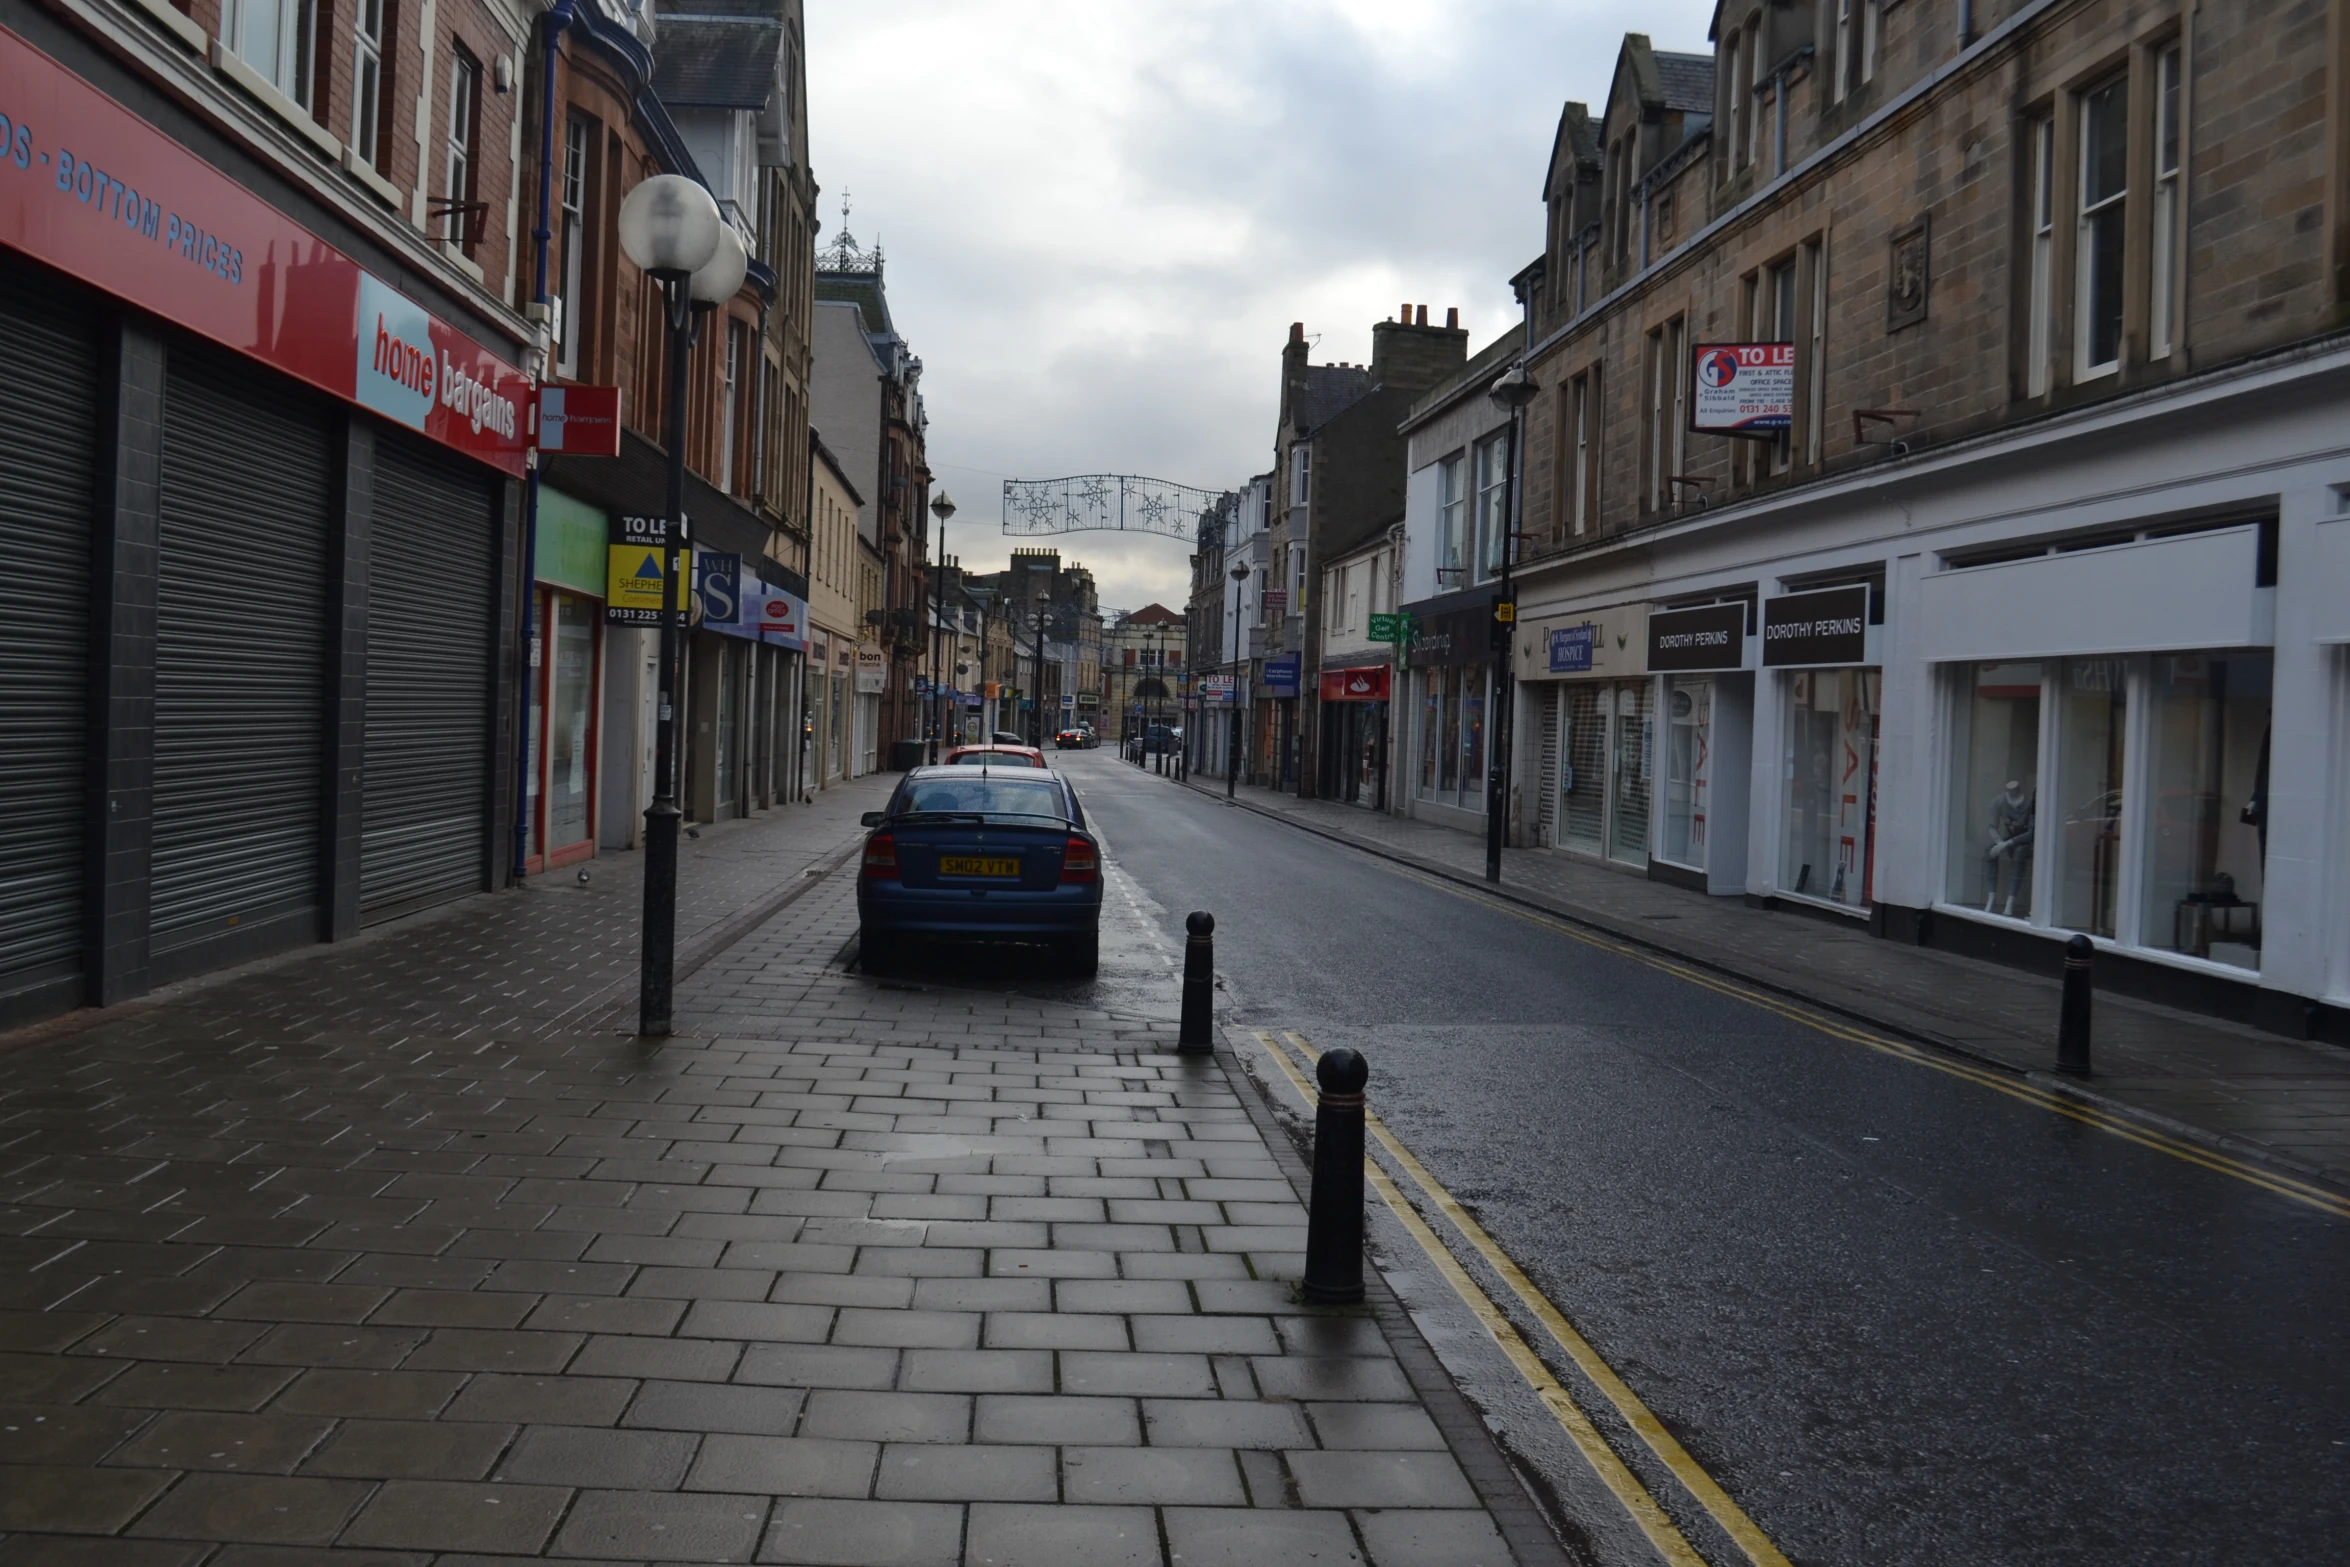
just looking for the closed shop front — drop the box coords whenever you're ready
[1403,596,1499,831]
[152,346,334,972]
[1644,600,1754,894]
[1517,603,1653,869]
[1765,584,1881,913]
[363,436,499,922]
[0,265,98,1013]
[525,487,609,872]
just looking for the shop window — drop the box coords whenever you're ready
[1473,432,1509,581]
[1662,676,1713,868]
[222,0,315,109]
[2149,44,2182,361]
[1416,667,1486,813]
[1561,686,1606,855]
[2140,652,2270,970]
[2053,658,2126,937]
[1946,662,2042,917]
[545,595,596,854]
[349,0,385,163]
[716,645,740,810]
[1609,681,1653,865]
[828,671,847,779]
[1782,668,1879,909]
[2075,74,2128,380]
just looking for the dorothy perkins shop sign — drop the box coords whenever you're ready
[1762,585,1870,667]
[0,26,527,473]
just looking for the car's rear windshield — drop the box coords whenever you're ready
[896,777,1068,820]
[949,752,1040,766]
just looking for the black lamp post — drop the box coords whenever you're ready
[616,174,737,1037]
[1485,361,1538,884]
[928,492,956,763]
[1227,559,1250,799]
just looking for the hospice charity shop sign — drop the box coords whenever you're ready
[1689,343,1795,436]
[0,26,527,473]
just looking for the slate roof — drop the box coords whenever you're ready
[1297,363,1374,434]
[816,273,891,338]
[650,16,782,108]
[1654,51,1715,114]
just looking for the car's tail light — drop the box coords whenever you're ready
[1059,836,1098,884]
[861,833,898,879]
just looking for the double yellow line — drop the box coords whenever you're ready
[1381,870,2350,1221]
[1251,1028,1790,1567]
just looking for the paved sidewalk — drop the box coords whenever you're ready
[0,831,1543,1564]
[1176,768,2350,1192]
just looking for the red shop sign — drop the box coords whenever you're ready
[0,27,527,474]
[1318,666,1388,702]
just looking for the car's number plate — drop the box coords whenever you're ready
[939,856,1019,878]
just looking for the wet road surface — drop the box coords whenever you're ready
[1043,748,2350,1566]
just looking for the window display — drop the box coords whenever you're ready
[1661,677,1711,867]
[2054,658,2125,937]
[2140,650,2270,970]
[716,644,739,810]
[828,671,847,779]
[1414,666,1487,812]
[1945,662,2041,916]
[1782,668,1878,908]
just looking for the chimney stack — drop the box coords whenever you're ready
[1399,302,1411,323]
[1415,304,1428,326]
[1445,307,1459,329]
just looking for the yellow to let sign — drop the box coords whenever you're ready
[606,544,684,625]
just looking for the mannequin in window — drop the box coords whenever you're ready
[1984,780,2035,916]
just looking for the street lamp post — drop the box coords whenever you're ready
[928,492,956,763]
[1485,362,1539,885]
[1227,559,1250,799]
[615,174,739,1037]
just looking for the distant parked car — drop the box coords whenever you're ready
[1055,725,1091,750]
[992,731,1027,746]
[856,766,1101,976]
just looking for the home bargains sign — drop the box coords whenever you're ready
[0,26,527,473]
[1689,343,1795,435]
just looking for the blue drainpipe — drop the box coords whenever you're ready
[514,0,576,880]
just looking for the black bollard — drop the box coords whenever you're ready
[2058,934,2094,1076]
[1302,1047,1369,1304]
[1178,911,1216,1053]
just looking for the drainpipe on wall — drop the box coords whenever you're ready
[512,0,577,880]
[1958,0,1974,49]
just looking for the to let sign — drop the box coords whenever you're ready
[1762,585,1870,667]
[606,515,686,627]
[1690,343,1796,435]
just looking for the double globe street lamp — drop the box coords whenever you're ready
[616,173,748,1037]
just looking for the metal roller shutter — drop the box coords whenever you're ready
[363,433,496,921]
[152,347,332,955]
[0,269,98,997]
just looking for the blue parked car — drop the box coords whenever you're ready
[857,766,1102,976]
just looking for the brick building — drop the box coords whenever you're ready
[1395,3,2350,1035]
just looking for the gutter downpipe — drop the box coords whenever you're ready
[513,0,577,880]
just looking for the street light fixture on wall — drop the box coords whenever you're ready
[929,492,956,763]
[1485,361,1538,885]
[615,172,726,1037]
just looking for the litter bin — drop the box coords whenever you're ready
[889,739,927,771]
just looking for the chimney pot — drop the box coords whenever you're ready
[1415,304,1428,326]
[1400,302,1411,322]
[1445,307,1459,329]
[1290,322,1305,344]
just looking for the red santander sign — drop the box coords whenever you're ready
[1318,666,1389,702]
[0,26,527,473]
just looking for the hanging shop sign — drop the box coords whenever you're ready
[1318,666,1390,702]
[535,385,623,456]
[1366,612,1413,644]
[1547,625,1594,673]
[756,587,807,648]
[854,646,887,694]
[983,682,1003,699]
[1762,585,1870,667]
[0,27,527,473]
[1648,602,1750,672]
[1262,588,1289,612]
[1689,343,1796,436]
[693,551,741,627]
[1263,654,1300,696]
[604,514,687,627]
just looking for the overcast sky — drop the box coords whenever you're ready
[804,0,1716,615]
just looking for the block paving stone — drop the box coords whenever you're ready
[0,793,1536,1564]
